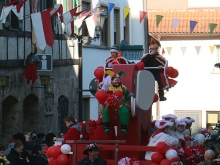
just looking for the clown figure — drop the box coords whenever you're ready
[102,70,132,136]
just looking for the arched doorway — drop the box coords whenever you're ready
[58,96,69,136]
[1,96,19,144]
[23,94,39,135]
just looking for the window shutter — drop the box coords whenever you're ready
[82,1,90,13]
[114,10,117,32]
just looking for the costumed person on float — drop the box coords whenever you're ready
[101,47,128,91]
[141,37,177,101]
[145,120,179,160]
[180,117,195,138]
[162,114,177,137]
[174,120,186,148]
[102,70,132,136]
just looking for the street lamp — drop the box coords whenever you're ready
[78,6,107,121]
[0,73,10,97]
[31,75,50,92]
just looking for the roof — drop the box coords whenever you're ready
[148,10,220,34]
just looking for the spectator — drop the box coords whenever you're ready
[34,133,45,146]
[198,149,215,165]
[45,132,56,147]
[60,115,81,142]
[7,142,24,165]
[78,142,107,165]
[5,132,25,156]
[29,144,48,165]
[170,156,182,165]
[0,144,10,165]
[20,150,31,165]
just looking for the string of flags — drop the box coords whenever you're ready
[156,15,218,35]
[161,46,216,55]
[0,0,146,50]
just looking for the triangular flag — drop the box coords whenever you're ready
[172,18,180,31]
[209,46,215,54]
[0,0,18,23]
[195,46,201,55]
[156,15,163,27]
[11,0,27,20]
[92,0,99,9]
[124,7,130,20]
[180,47,186,55]
[209,23,217,35]
[107,2,115,15]
[140,11,147,23]
[190,21,198,33]
[85,12,100,38]
[75,9,92,28]
[50,4,63,17]
[166,47,172,55]
[162,48,165,55]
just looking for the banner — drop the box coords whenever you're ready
[156,15,163,27]
[124,7,130,20]
[195,46,201,55]
[190,21,198,33]
[140,11,147,23]
[172,18,180,31]
[209,46,215,54]
[180,47,186,55]
[209,23,217,35]
[166,47,172,55]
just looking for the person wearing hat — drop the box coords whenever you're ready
[145,120,179,160]
[101,46,128,91]
[105,46,128,68]
[162,114,177,137]
[102,70,132,136]
[174,120,186,140]
[78,142,107,165]
[141,37,177,101]
[180,117,195,137]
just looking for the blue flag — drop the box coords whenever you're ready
[107,2,115,15]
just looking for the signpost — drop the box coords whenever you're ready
[37,54,53,71]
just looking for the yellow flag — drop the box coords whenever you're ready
[166,47,172,55]
[124,7,130,20]
[209,46,215,54]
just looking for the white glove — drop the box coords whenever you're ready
[107,62,114,68]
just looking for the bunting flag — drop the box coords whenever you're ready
[85,12,100,38]
[31,10,54,50]
[60,7,77,24]
[172,18,180,31]
[156,15,163,27]
[50,4,63,17]
[180,47,186,55]
[75,10,92,28]
[195,46,201,55]
[162,48,165,55]
[92,0,99,9]
[140,11,147,23]
[124,7,130,20]
[11,0,27,20]
[209,23,217,35]
[190,21,198,33]
[209,46,215,54]
[0,0,18,23]
[166,47,172,55]
[66,22,75,37]
[107,2,115,15]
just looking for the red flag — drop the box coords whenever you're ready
[31,10,54,50]
[75,9,92,28]
[11,0,27,20]
[140,11,147,23]
[60,7,78,24]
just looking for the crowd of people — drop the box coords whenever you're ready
[146,114,220,165]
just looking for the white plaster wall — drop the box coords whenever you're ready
[188,0,220,8]
[155,40,220,127]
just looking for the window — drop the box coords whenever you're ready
[214,45,220,70]
[206,111,220,133]
[81,1,90,37]
[100,6,108,46]
[124,13,130,44]
[114,9,120,44]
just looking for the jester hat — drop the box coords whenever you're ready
[104,70,126,78]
